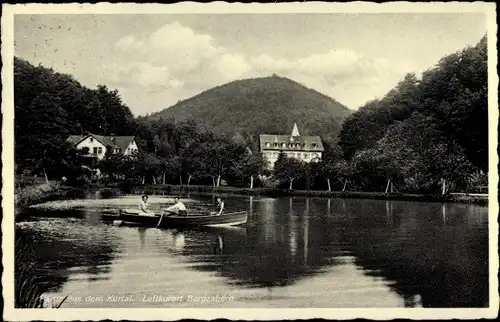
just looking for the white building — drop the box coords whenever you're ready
[67,133,139,160]
[259,123,324,169]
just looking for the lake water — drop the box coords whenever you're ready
[15,194,489,308]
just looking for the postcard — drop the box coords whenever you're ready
[2,2,498,320]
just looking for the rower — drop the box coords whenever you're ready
[139,195,153,215]
[210,197,224,216]
[164,197,187,216]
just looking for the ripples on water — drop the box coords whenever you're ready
[15,195,489,308]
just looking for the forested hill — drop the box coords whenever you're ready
[337,35,487,191]
[145,75,352,139]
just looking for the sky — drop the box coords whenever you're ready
[14,13,487,116]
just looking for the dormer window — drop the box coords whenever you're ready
[115,148,121,153]
[312,143,317,148]
[282,143,286,148]
[265,142,270,148]
[273,143,278,147]
[90,138,94,143]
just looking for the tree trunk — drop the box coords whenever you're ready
[442,179,446,195]
[187,175,192,186]
[250,175,254,189]
[152,175,156,185]
[390,180,394,193]
[326,178,331,192]
[163,172,166,185]
[179,175,183,186]
[43,167,49,184]
[217,175,221,187]
[342,179,347,192]
[385,179,391,193]
[289,177,294,190]
[142,175,145,185]
[212,176,216,187]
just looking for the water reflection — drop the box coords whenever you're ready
[138,228,147,249]
[345,201,489,307]
[213,234,224,255]
[15,209,119,300]
[16,195,488,308]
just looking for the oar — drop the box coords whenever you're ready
[113,220,123,227]
[113,209,124,226]
[156,212,164,228]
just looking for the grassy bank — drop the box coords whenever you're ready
[15,236,67,308]
[15,182,65,208]
[15,181,124,209]
[123,184,488,206]
[15,182,83,213]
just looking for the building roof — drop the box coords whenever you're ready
[110,136,136,152]
[67,133,136,151]
[259,134,324,152]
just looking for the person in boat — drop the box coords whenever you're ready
[163,197,187,216]
[210,197,224,216]
[139,194,153,214]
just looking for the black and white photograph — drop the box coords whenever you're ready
[2,2,498,321]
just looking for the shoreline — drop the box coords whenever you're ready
[14,183,88,216]
[125,184,488,206]
[15,182,488,209]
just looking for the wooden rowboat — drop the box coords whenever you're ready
[117,209,248,228]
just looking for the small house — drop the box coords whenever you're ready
[67,133,139,160]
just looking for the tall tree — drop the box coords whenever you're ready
[273,153,305,190]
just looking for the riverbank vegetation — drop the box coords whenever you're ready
[15,180,63,208]
[14,36,487,196]
[15,236,68,308]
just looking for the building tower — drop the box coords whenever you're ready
[291,122,300,137]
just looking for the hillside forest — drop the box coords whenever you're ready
[14,35,488,193]
[144,74,352,140]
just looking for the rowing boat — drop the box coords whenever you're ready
[117,209,248,228]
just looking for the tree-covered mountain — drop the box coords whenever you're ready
[144,75,352,140]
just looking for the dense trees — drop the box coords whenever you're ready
[336,35,488,193]
[14,58,137,180]
[131,119,268,187]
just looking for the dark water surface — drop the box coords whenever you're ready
[15,195,489,308]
